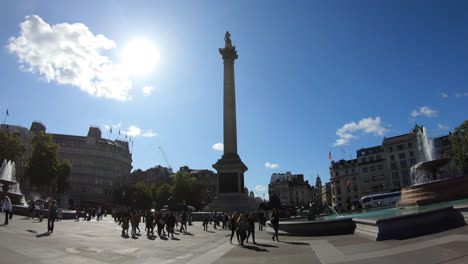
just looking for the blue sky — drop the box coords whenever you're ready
[1,1,467,199]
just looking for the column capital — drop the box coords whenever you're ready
[219,47,238,61]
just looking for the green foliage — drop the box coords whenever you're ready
[112,172,202,210]
[154,183,172,209]
[0,130,25,162]
[446,120,468,174]
[56,160,72,193]
[171,171,201,206]
[26,132,59,188]
[26,132,72,191]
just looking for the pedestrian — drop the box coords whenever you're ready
[136,212,141,234]
[258,211,265,231]
[180,211,187,233]
[203,214,209,231]
[57,207,63,221]
[146,210,154,236]
[237,214,248,247]
[213,212,218,229]
[229,212,239,244]
[75,208,80,221]
[130,212,138,237]
[28,200,35,219]
[39,201,45,222]
[48,200,58,233]
[270,208,280,241]
[2,196,12,225]
[122,211,130,236]
[166,213,176,238]
[246,213,256,244]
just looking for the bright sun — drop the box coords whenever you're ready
[123,39,158,75]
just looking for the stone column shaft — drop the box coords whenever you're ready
[223,58,237,154]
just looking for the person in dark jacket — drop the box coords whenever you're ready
[48,200,58,233]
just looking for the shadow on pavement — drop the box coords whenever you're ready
[242,245,269,252]
[36,232,50,238]
[280,241,310,246]
[121,234,130,239]
[170,237,180,241]
[252,242,278,248]
[183,232,194,236]
[26,229,38,234]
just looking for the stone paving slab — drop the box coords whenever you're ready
[1,214,468,264]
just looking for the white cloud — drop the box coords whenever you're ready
[122,125,141,137]
[334,138,350,146]
[441,92,448,98]
[212,143,224,151]
[438,124,450,131]
[8,15,132,101]
[142,129,157,137]
[456,92,468,98]
[410,106,437,118]
[265,162,279,169]
[334,117,387,146]
[255,185,266,192]
[142,86,154,96]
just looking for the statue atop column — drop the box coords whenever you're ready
[225,31,232,48]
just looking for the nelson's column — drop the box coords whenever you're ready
[209,31,254,212]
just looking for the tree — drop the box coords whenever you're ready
[154,183,172,209]
[26,132,59,188]
[0,130,25,162]
[56,160,72,193]
[171,171,200,206]
[25,132,72,191]
[446,120,468,174]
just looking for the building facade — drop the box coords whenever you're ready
[268,171,316,207]
[1,122,132,207]
[179,166,217,204]
[321,182,332,206]
[329,125,452,211]
[129,165,173,186]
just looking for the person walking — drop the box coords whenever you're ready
[258,211,265,231]
[202,214,209,231]
[180,211,187,233]
[122,211,130,236]
[146,210,154,236]
[237,214,248,247]
[130,212,138,237]
[2,196,12,225]
[246,213,256,244]
[28,200,35,219]
[47,200,58,233]
[270,208,280,241]
[166,213,176,238]
[229,212,239,244]
[39,201,45,222]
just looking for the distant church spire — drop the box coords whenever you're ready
[315,174,322,188]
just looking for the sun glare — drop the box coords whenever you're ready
[123,39,158,75]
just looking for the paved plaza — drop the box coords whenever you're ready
[0,215,468,264]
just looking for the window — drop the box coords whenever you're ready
[376,154,382,160]
[377,164,383,170]
[372,175,377,181]
[335,172,339,177]
[397,145,403,151]
[399,153,406,159]
[400,160,407,168]
[364,176,370,182]
[369,156,374,161]
[369,149,373,154]
[410,159,416,165]
[361,157,367,163]
[337,188,341,195]
[389,147,393,152]
[361,151,366,156]
[391,155,395,161]
[392,171,399,178]
[408,142,412,148]
[363,167,368,172]
[379,174,385,180]
[370,166,376,171]
[391,163,397,169]
[409,151,414,157]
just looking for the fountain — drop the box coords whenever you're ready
[327,205,340,217]
[266,125,468,240]
[0,159,26,205]
[398,126,467,207]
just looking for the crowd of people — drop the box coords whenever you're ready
[2,195,282,247]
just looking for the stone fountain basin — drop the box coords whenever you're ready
[354,206,466,241]
[12,205,78,220]
[265,217,356,236]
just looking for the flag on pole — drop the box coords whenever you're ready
[119,129,121,136]
[6,109,9,117]
[110,127,112,134]
[328,151,332,160]
[125,133,127,139]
